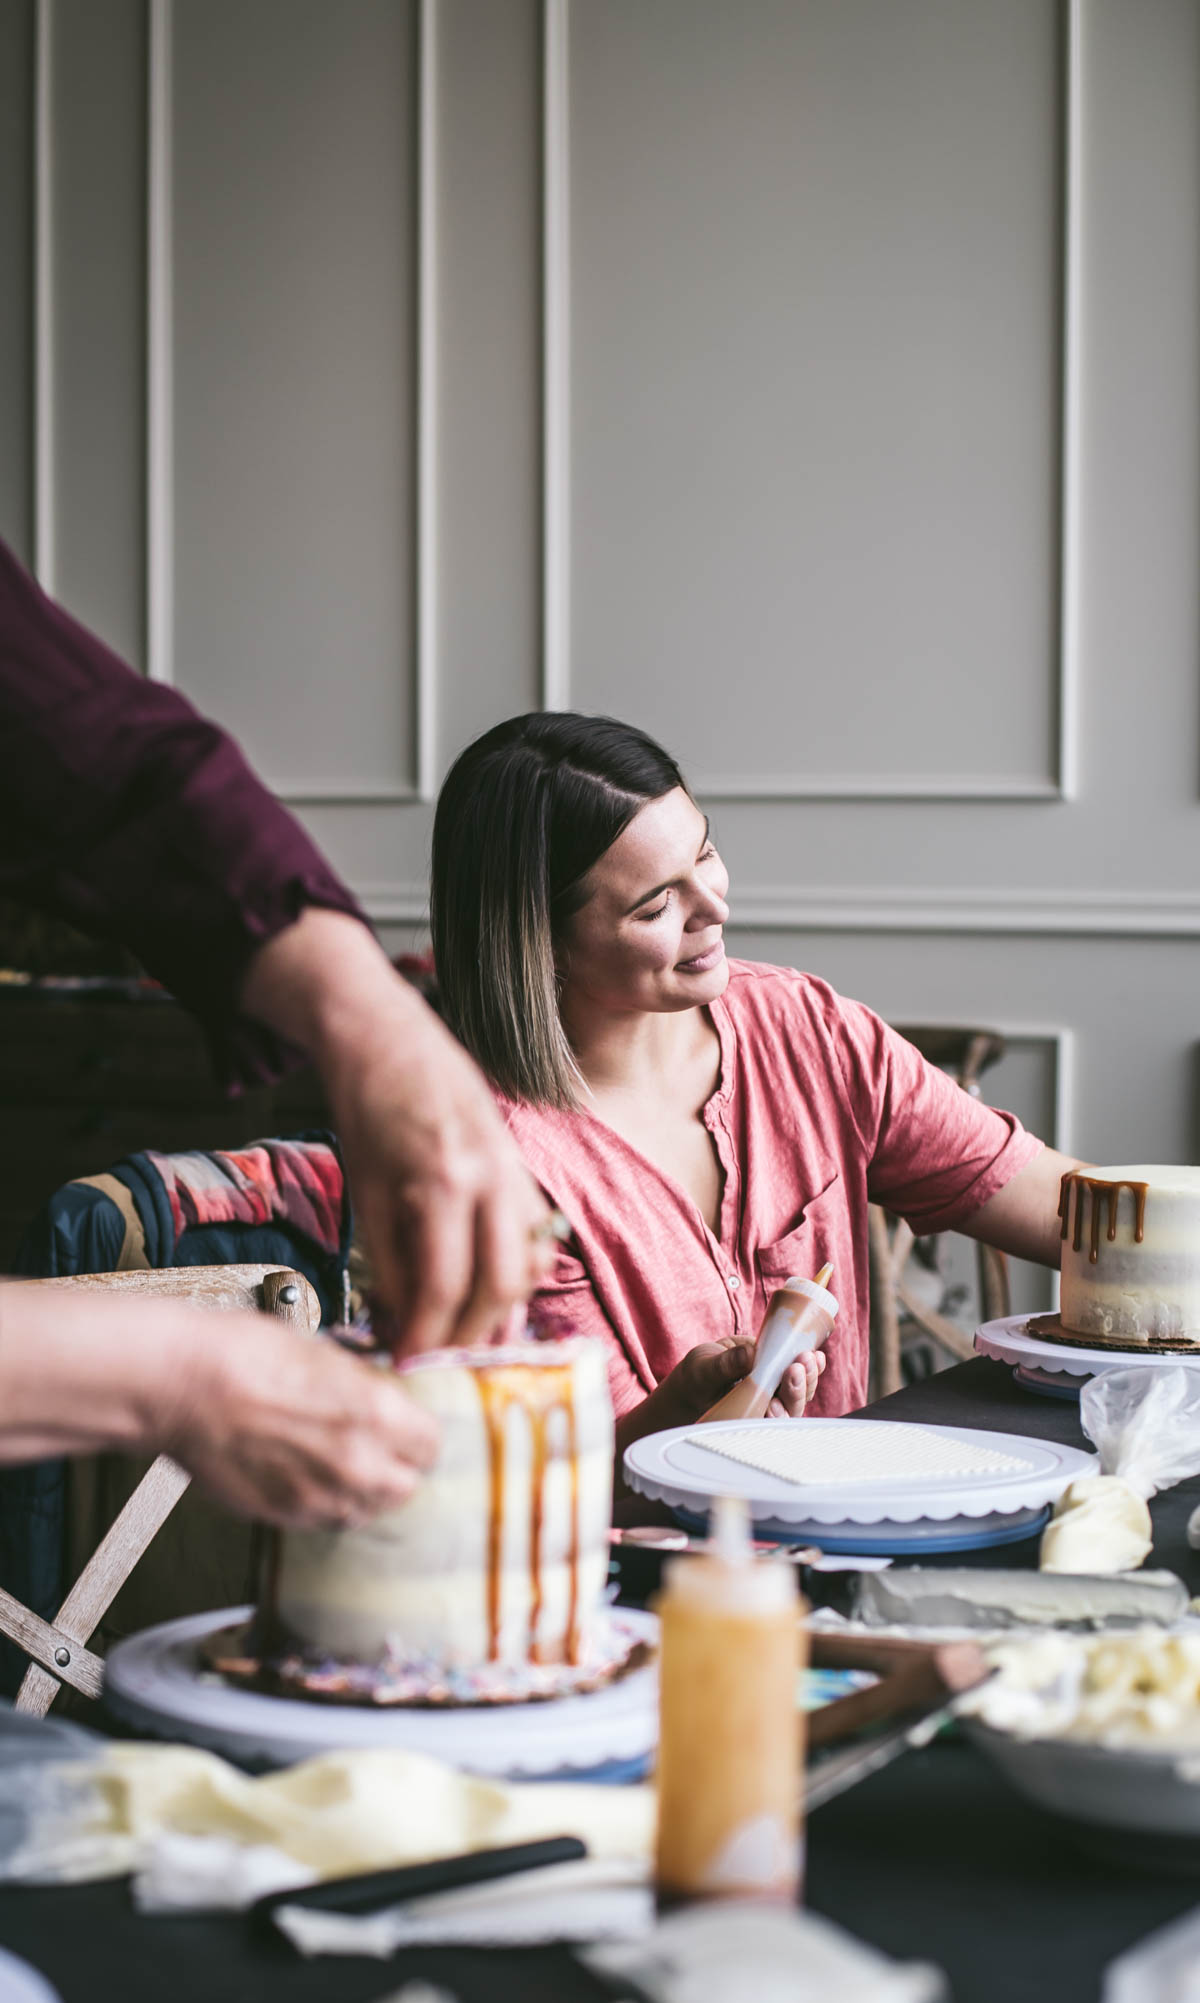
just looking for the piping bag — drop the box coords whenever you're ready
[1042,1366,1200,1573]
[700,1267,838,1424]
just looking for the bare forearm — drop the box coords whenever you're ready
[0,1284,189,1460]
[961,1147,1094,1266]
[239,907,429,1068]
[0,1282,439,1527]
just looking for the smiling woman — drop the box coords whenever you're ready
[431,714,1083,1460]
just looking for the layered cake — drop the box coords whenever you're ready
[1058,1165,1200,1345]
[266,1337,617,1695]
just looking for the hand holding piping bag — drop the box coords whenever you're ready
[699,1263,837,1423]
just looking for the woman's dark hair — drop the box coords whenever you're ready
[431,712,686,1107]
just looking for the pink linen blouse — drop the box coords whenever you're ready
[501,960,1041,1420]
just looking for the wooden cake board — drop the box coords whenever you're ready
[1025,1312,1200,1357]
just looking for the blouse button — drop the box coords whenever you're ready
[726,1274,741,1292]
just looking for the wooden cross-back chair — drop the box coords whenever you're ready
[0,1264,320,1717]
[868,1026,1012,1399]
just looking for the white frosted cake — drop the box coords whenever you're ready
[270,1338,615,1677]
[1059,1165,1200,1345]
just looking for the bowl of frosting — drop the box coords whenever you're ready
[961,1628,1200,1864]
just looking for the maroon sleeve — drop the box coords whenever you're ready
[0,537,368,1088]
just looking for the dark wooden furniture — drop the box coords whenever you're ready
[0,988,330,1269]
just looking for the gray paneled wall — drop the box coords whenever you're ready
[3,0,1199,1318]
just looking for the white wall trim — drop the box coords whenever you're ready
[413,0,438,801]
[146,0,173,683]
[693,775,1065,804]
[1055,0,1084,803]
[725,886,1200,938]
[538,0,1075,804]
[32,0,54,592]
[541,0,571,711]
[357,881,1200,940]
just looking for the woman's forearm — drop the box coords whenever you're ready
[960,1147,1093,1266]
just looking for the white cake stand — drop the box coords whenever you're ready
[623,1417,1094,1554]
[976,1315,1200,1399]
[104,1607,658,1779]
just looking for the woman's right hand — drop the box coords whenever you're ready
[165,1315,441,1529]
[614,1335,757,1462]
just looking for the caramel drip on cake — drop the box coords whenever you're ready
[1059,1171,1149,1264]
[564,1399,580,1662]
[474,1363,582,1664]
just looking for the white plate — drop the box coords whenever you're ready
[104,1607,658,1779]
[976,1314,1200,1381]
[0,1952,61,2003]
[623,1417,1094,1530]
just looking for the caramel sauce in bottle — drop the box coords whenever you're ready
[474,1362,581,1664]
[1058,1171,1149,1264]
[653,1496,804,1908]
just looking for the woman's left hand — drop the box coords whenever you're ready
[767,1349,827,1418]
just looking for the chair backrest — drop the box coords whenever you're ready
[26,1263,320,1325]
[3,1263,317,1717]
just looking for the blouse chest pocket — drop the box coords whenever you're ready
[754,1169,842,1290]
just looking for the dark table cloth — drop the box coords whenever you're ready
[1,1357,1197,2003]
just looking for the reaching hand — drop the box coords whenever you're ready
[0,1286,440,1530]
[240,910,554,1353]
[166,1314,441,1528]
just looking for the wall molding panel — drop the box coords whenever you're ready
[1055,0,1084,806]
[359,880,1200,943]
[544,0,1078,806]
[413,0,439,804]
[276,0,431,807]
[724,886,1200,939]
[32,0,55,593]
[146,0,173,686]
[149,0,428,805]
[541,0,571,714]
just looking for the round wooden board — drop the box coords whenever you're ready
[1025,1312,1200,1356]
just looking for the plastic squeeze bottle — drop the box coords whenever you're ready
[653,1494,805,1908]
[700,1272,839,1424]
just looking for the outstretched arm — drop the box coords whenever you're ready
[0,1283,439,1528]
[958,1146,1093,1266]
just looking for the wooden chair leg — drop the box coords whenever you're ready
[13,1453,191,1715]
[867,1206,904,1400]
[979,1244,1011,1324]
